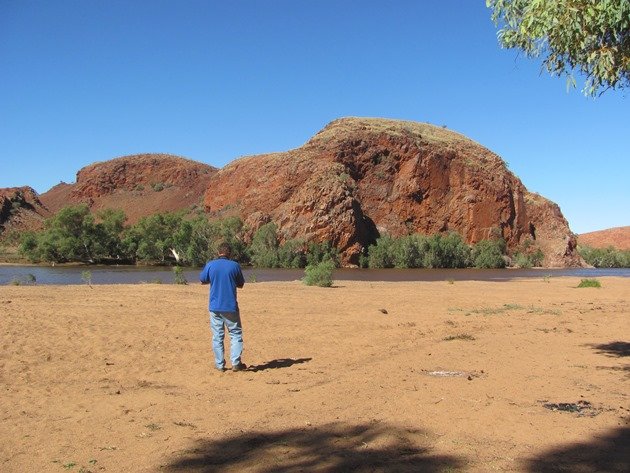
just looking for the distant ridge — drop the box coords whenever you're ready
[578,226,630,250]
[0,186,50,235]
[39,154,217,224]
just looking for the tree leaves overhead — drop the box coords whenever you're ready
[487,0,630,96]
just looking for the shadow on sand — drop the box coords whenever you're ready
[166,422,464,472]
[524,426,629,472]
[246,357,312,372]
[589,341,630,358]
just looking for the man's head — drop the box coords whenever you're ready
[217,242,232,258]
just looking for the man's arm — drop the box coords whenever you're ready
[236,266,245,289]
[199,263,211,285]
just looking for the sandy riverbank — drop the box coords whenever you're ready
[1,278,628,472]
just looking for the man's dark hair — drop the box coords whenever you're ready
[217,242,231,257]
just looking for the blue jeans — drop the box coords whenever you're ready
[210,311,243,369]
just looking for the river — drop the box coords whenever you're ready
[1,264,629,285]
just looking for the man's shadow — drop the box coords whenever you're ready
[247,357,312,372]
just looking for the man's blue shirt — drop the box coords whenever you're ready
[199,257,245,312]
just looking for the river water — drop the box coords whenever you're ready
[1,265,629,285]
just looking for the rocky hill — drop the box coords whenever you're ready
[578,226,630,250]
[40,154,217,224]
[204,117,582,267]
[0,186,50,237]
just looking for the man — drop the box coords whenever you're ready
[199,242,246,372]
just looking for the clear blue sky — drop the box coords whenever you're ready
[1,1,628,234]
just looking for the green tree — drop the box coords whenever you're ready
[249,222,280,268]
[391,235,424,268]
[471,239,507,268]
[305,241,339,267]
[213,216,247,262]
[421,233,471,269]
[95,208,128,260]
[20,204,101,263]
[367,235,396,268]
[173,216,244,266]
[52,205,100,261]
[19,232,40,261]
[367,232,471,269]
[19,206,129,264]
[487,0,630,96]
[579,245,630,267]
[277,239,306,268]
[123,212,184,263]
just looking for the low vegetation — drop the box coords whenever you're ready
[363,232,538,269]
[81,270,92,286]
[17,205,338,268]
[365,232,473,269]
[442,334,476,341]
[172,266,188,285]
[454,303,561,317]
[577,278,602,288]
[578,245,630,268]
[303,259,335,287]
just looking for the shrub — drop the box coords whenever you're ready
[249,224,337,269]
[422,233,471,268]
[248,223,280,268]
[303,260,335,287]
[367,235,396,268]
[529,248,545,267]
[305,241,339,267]
[367,232,472,269]
[579,246,630,268]
[10,200,22,215]
[391,235,424,268]
[471,239,506,268]
[173,266,188,285]
[81,270,92,286]
[513,252,531,268]
[577,278,601,288]
[277,239,306,268]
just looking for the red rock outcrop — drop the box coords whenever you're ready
[578,226,630,250]
[40,154,217,224]
[204,117,582,267]
[0,186,50,235]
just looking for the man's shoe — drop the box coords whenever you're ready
[215,366,226,372]
[232,362,247,372]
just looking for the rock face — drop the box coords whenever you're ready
[579,226,630,250]
[0,187,50,235]
[204,117,581,267]
[40,154,218,224]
